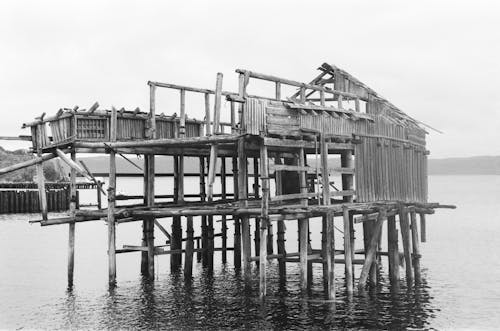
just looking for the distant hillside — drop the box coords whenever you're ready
[2,146,499,178]
[77,155,500,176]
[428,156,500,175]
[0,146,65,182]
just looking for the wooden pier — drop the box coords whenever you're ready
[0,63,454,299]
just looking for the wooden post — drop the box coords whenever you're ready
[141,155,149,275]
[387,215,400,284]
[204,93,211,136]
[107,107,117,286]
[420,213,427,243]
[184,216,194,279]
[298,148,308,291]
[221,157,227,264]
[171,156,183,271]
[341,150,355,279]
[67,150,76,288]
[274,157,286,278]
[320,134,334,299]
[358,209,386,290]
[232,156,241,269]
[343,206,353,294]
[399,207,413,285]
[410,211,422,284]
[96,181,102,209]
[35,125,48,220]
[238,138,251,278]
[146,155,155,277]
[199,156,209,267]
[259,143,270,298]
[254,218,260,267]
[363,220,377,286]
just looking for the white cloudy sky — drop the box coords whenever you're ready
[0,0,498,158]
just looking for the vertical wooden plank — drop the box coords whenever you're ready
[358,209,386,290]
[259,143,270,298]
[67,151,76,288]
[232,156,241,269]
[298,147,308,290]
[213,73,223,133]
[146,154,155,277]
[141,155,149,275]
[220,157,227,264]
[343,206,353,294]
[420,212,427,243]
[179,89,186,137]
[205,93,211,136]
[184,216,194,279]
[387,215,400,284]
[410,211,422,284]
[107,107,117,286]
[274,157,286,278]
[35,125,48,220]
[238,138,251,277]
[275,81,281,100]
[399,207,413,285]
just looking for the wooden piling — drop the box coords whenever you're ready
[399,207,413,285]
[298,148,308,291]
[184,216,194,279]
[320,135,334,299]
[171,155,183,271]
[107,107,117,286]
[232,156,241,269]
[410,211,422,284]
[220,157,227,264]
[358,209,386,290]
[238,138,251,278]
[343,206,354,294]
[387,215,400,284]
[67,151,76,288]
[275,157,286,278]
[259,143,270,298]
[146,155,155,277]
[420,212,427,243]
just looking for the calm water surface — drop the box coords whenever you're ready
[0,175,499,329]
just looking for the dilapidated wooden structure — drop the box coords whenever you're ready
[0,63,454,298]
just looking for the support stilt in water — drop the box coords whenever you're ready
[387,215,400,284]
[184,216,194,279]
[199,156,209,267]
[67,150,76,288]
[399,207,414,285]
[275,157,286,278]
[238,138,251,278]
[141,155,149,275]
[298,148,308,291]
[254,218,260,267]
[232,156,241,269]
[343,206,354,294]
[220,157,227,264]
[341,150,355,280]
[410,211,422,284]
[171,155,183,271]
[363,220,377,286]
[146,155,155,277]
[358,209,386,290]
[107,107,117,287]
[259,143,270,299]
[420,212,427,243]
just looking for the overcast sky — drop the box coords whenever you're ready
[1,0,498,158]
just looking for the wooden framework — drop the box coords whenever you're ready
[1,63,454,299]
